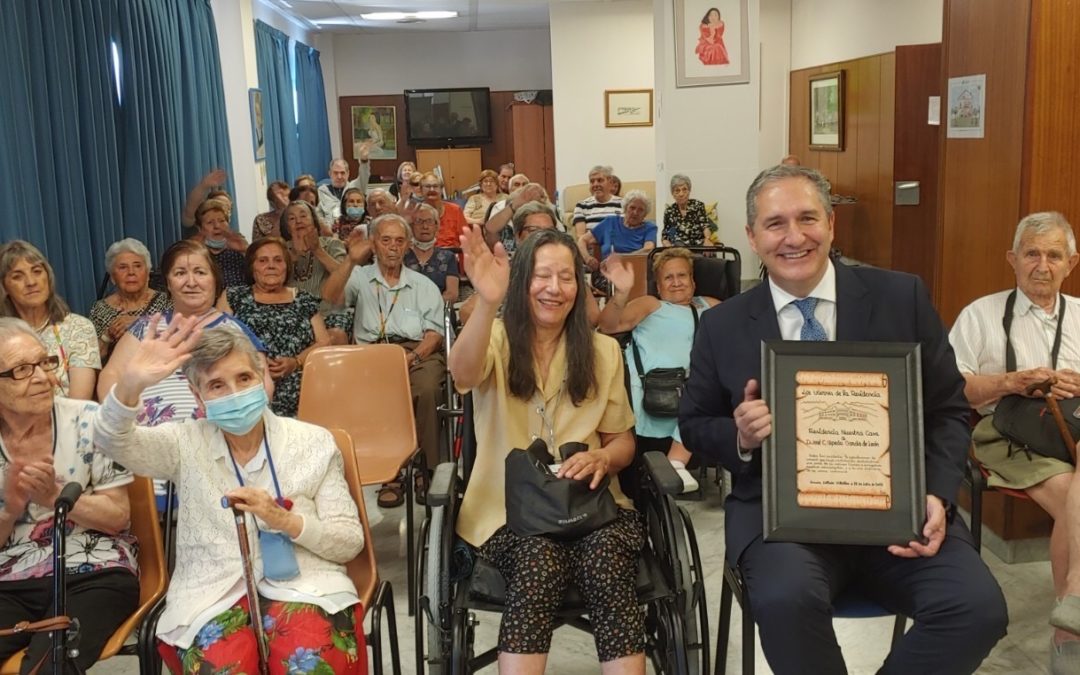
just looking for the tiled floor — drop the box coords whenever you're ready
[93,479,1058,674]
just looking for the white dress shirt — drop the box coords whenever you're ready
[767,260,838,341]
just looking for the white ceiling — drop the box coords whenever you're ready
[264,0,621,33]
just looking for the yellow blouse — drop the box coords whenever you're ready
[455,319,635,547]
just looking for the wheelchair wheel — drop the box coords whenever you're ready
[677,506,710,674]
[450,609,475,675]
[421,502,454,675]
[415,516,431,675]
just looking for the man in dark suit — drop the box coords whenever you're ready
[680,165,1007,674]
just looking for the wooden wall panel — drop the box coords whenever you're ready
[1023,0,1080,297]
[789,53,895,268]
[337,91,519,188]
[891,44,942,293]
[936,0,1031,325]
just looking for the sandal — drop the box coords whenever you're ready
[1052,596,1080,635]
[377,481,405,508]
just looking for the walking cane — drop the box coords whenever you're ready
[222,496,271,675]
[1027,379,1078,464]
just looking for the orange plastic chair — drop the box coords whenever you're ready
[0,476,168,674]
[297,344,422,614]
[330,428,402,675]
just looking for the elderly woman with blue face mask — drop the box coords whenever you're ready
[94,320,368,674]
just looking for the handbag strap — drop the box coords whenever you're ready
[0,615,71,637]
[631,301,701,379]
[1002,289,1065,371]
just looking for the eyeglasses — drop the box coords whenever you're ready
[413,218,438,225]
[0,355,60,381]
[521,226,545,236]
[420,184,441,190]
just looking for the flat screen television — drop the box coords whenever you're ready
[404,87,492,146]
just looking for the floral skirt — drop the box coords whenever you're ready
[160,595,367,675]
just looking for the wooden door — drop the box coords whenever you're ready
[511,103,557,197]
[891,43,943,295]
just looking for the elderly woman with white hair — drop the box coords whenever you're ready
[577,189,657,273]
[0,317,139,672]
[406,203,461,302]
[90,238,172,361]
[662,174,713,247]
[94,321,368,674]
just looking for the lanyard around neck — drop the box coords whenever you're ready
[374,281,402,342]
[228,435,286,507]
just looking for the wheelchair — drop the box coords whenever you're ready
[415,395,711,674]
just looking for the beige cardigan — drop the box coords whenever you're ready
[93,389,363,638]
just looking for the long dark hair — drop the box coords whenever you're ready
[502,230,596,406]
[701,7,721,24]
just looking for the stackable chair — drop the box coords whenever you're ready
[297,344,424,615]
[715,559,907,674]
[1,477,168,675]
[138,433,402,675]
[331,428,403,675]
[416,395,711,674]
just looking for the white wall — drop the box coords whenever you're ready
[331,29,552,96]
[652,0,791,274]
[213,0,263,238]
[790,0,942,69]
[550,0,655,190]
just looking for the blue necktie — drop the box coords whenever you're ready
[792,297,827,341]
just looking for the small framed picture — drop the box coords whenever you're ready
[808,71,844,151]
[249,88,265,161]
[604,89,653,128]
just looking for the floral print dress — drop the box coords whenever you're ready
[226,286,320,417]
[0,398,136,581]
[662,199,712,247]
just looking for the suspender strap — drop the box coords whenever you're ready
[1002,289,1064,372]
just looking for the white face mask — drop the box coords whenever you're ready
[413,239,436,251]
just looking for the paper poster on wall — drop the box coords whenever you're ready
[351,105,397,160]
[673,0,749,87]
[927,96,941,126]
[946,75,985,139]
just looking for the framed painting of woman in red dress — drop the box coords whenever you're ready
[674,0,749,88]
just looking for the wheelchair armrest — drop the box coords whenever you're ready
[642,451,683,496]
[428,461,458,507]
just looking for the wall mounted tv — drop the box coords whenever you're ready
[404,87,492,146]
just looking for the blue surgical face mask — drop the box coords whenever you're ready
[204,237,227,250]
[345,206,365,220]
[204,384,268,435]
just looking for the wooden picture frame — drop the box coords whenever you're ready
[604,89,653,128]
[249,88,265,162]
[808,70,845,151]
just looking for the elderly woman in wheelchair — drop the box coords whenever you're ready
[598,248,720,493]
[93,320,368,674]
[447,225,646,673]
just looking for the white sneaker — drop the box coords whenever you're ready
[669,460,700,493]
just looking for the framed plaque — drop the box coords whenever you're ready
[761,341,926,546]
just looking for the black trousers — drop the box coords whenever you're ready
[0,569,140,674]
[738,521,1008,675]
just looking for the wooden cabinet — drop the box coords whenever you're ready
[415,148,482,195]
[510,103,556,198]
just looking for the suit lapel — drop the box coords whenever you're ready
[746,280,782,341]
[834,262,871,340]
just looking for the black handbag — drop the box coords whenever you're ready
[991,289,1080,462]
[504,439,618,540]
[631,304,699,417]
